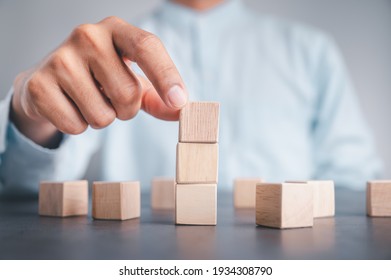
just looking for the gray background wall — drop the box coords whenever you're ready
[1,0,390,177]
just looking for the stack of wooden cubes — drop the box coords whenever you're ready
[175,102,220,225]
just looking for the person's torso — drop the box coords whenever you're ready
[100,0,320,189]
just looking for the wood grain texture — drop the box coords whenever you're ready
[92,182,121,219]
[62,181,89,217]
[151,178,175,210]
[176,143,218,184]
[286,180,335,218]
[120,182,141,220]
[39,182,63,217]
[233,178,263,208]
[256,184,282,228]
[179,102,220,143]
[367,181,391,217]
[92,181,140,220]
[311,181,335,218]
[281,183,313,228]
[176,184,217,225]
[38,181,88,217]
[256,183,313,229]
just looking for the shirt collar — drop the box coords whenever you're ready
[157,0,244,32]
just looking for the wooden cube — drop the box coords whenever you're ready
[176,184,217,225]
[151,178,175,210]
[311,180,335,218]
[39,180,88,217]
[286,180,335,218]
[256,183,313,229]
[179,102,220,143]
[92,181,140,220]
[367,181,391,217]
[233,178,263,208]
[176,143,218,184]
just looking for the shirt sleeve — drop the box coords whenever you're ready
[310,36,383,189]
[0,88,102,195]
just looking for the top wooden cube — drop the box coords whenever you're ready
[179,102,220,143]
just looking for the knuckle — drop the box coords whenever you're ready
[26,72,44,100]
[48,48,74,73]
[117,106,139,121]
[102,16,125,26]
[71,24,103,52]
[114,91,132,105]
[72,24,96,39]
[89,110,116,129]
[62,120,88,135]
[113,81,142,105]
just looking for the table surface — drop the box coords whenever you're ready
[0,189,390,260]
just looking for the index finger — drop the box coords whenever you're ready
[99,17,188,110]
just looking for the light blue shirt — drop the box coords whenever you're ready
[0,0,382,194]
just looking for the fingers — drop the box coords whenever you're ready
[52,48,117,129]
[98,17,188,110]
[70,20,178,121]
[16,17,188,139]
[86,41,142,121]
[138,76,180,121]
[23,72,88,135]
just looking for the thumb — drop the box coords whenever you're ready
[139,75,184,121]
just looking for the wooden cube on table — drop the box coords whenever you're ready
[176,184,217,225]
[92,181,140,220]
[286,180,335,218]
[151,178,175,210]
[256,183,313,229]
[234,178,263,208]
[367,181,391,217]
[39,180,88,217]
[311,180,335,218]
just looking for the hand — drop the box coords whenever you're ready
[11,16,188,147]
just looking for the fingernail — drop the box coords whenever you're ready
[167,85,187,108]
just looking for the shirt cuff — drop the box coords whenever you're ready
[8,121,70,158]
